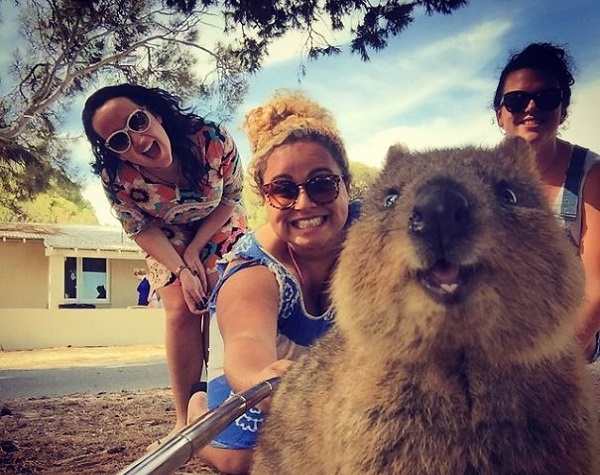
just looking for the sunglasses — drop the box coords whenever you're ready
[262,174,341,210]
[500,88,562,114]
[104,108,152,153]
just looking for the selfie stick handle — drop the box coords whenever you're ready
[116,377,280,475]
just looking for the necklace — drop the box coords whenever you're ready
[287,244,306,285]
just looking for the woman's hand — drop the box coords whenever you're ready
[178,267,208,315]
[255,359,294,412]
[183,244,208,294]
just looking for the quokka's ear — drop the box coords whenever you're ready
[384,142,411,166]
[497,136,537,175]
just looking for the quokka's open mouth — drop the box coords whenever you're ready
[417,259,476,303]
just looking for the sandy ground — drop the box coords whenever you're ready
[0,345,221,474]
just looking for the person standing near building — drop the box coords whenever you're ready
[135,269,151,306]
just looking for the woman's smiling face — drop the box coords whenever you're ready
[262,140,350,251]
[496,68,564,150]
[91,96,173,169]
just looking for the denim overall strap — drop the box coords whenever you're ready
[560,145,588,220]
[560,145,600,363]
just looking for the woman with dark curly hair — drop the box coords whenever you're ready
[82,84,247,447]
[494,42,600,362]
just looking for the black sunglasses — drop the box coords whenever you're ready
[500,88,562,114]
[262,174,341,210]
[104,108,152,153]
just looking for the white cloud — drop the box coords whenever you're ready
[562,77,600,152]
[64,135,120,226]
[347,112,501,169]
[345,69,600,171]
[260,31,314,67]
[262,24,353,67]
[82,180,120,227]
[301,19,514,168]
[334,19,512,126]
[0,5,19,66]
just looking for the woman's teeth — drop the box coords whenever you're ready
[294,216,324,229]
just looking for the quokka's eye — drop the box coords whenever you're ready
[496,182,518,205]
[384,189,400,208]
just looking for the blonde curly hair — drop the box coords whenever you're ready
[243,90,350,196]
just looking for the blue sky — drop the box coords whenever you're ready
[39,0,600,224]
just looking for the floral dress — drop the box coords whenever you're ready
[101,122,247,290]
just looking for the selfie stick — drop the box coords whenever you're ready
[116,377,280,475]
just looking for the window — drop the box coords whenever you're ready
[63,257,108,302]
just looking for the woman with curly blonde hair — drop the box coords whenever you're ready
[187,90,359,473]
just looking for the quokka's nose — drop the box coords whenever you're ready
[409,179,471,257]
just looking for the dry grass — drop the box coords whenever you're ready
[0,389,220,475]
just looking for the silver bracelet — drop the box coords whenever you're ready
[174,264,191,279]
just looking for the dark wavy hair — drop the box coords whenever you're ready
[82,83,207,191]
[493,42,575,123]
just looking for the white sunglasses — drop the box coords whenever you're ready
[104,108,152,153]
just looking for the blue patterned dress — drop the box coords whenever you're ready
[205,232,335,448]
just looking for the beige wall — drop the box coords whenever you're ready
[0,240,48,308]
[0,308,165,350]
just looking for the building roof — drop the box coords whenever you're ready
[0,223,142,252]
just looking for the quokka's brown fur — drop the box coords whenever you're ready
[252,137,598,475]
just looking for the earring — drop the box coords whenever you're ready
[496,118,506,135]
[492,114,505,133]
